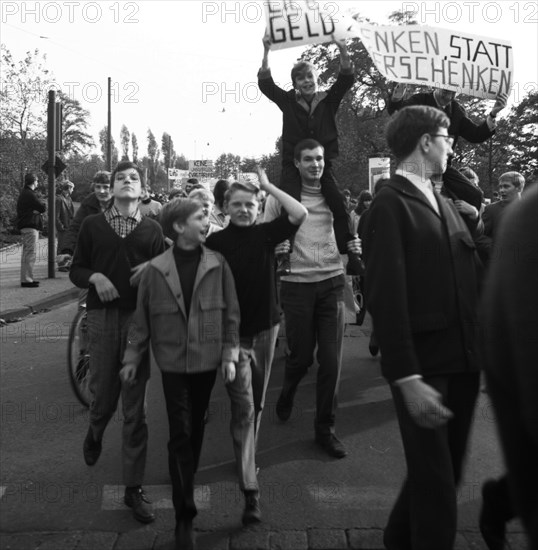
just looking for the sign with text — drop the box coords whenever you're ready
[265,1,360,51]
[168,168,189,181]
[188,160,214,173]
[356,23,513,99]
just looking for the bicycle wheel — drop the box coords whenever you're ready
[67,308,91,407]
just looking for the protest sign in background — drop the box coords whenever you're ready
[355,23,513,99]
[265,0,361,51]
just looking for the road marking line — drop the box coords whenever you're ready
[307,485,396,507]
[0,487,6,499]
[101,484,210,511]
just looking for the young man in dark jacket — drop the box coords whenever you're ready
[363,105,482,550]
[17,172,46,287]
[70,161,164,525]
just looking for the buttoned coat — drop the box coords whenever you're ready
[123,245,240,378]
[363,175,481,383]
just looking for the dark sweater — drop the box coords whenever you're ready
[206,216,297,337]
[70,213,165,310]
[16,186,47,230]
[61,193,111,254]
[173,245,202,317]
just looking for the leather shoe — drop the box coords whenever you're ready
[315,433,347,458]
[124,486,155,524]
[479,479,507,550]
[175,518,194,550]
[242,491,261,525]
[82,427,102,466]
[21,281,39,288]
[275,392,294,422]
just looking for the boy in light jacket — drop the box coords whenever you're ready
[121,198,240,550]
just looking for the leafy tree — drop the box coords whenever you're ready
[57,92,94,158]
[120,124,130,161]
[146,129,160,187]
[0,45,51,144]
[162,132,175,172]
[0,46,51,234]
[240,157,259,173]
[174,153,189,170]
[98,126,118,166]
[131,132,139,162]
[214,153,241,179]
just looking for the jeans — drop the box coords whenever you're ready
[86,308,149,487]
[280,275,345,435]
[161,370,217,522]
[20,228,39,282]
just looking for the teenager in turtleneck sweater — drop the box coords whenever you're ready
[205,168,307,525]
[121,198,240,550]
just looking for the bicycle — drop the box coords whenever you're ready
[67,303,91,407]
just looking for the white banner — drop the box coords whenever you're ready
[265,1,360,51]
[355,23,513,99]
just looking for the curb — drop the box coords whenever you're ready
[0,287,79,323]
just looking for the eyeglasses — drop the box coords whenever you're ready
[429,134,454,146]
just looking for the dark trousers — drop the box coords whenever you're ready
[280,275,345,435]
[384,371,480,550]
[87,308,149,487]
[161,370,217,523]
[280,160,353,252]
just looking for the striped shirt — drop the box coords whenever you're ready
[104,205,142,238]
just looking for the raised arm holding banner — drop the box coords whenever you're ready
[354,22,513,100]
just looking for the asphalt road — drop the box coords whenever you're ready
[0,302,521,546]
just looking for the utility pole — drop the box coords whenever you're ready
[46,90,57,279]
[107,77,112,171]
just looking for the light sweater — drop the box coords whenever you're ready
[265,185,343,283]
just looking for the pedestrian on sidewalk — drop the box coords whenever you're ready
[69,161,165,525]
[205,168,307,523]
[362,105,481,550]
[55,179,75,262]
[57,171,112,272]
[121,198,240,550]
[16,172,46,288]
[264,139,361,459]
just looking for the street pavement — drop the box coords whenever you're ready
[0,240,528,550]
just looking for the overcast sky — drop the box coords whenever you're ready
[2,1,537,161]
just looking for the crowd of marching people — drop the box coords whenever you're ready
[16,33,537,550]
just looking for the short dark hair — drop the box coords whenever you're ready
[213,179,230,208]
[291,61,317,86]
[355,190,373,215]
[111,161,145,186]
[385,105,450,160]
[186,178,199,185]
[92,171,111,185]
[168,188,186,201]
[294,139,324,161]
[159,198,203,240]
[24,172,37,187]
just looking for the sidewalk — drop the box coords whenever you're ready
[0,238,78,322]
